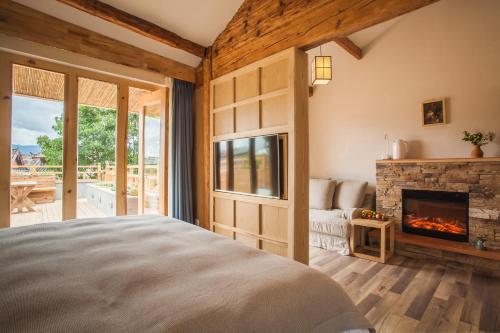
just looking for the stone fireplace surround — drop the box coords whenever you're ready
[376,157,500,272]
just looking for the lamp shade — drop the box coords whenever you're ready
[311,56,332,85]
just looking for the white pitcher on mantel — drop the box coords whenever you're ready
[392,139,409,160]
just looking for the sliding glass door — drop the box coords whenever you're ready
[77,77,117,219]
[128,88,167,215]
[0,51,168,228]
[10,64,65,227]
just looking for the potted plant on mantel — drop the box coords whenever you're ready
[462,131,496,158]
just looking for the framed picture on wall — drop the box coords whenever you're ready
[422,98,446,126]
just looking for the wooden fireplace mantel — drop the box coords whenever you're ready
[376,157,500,164]
[369,229,500,261]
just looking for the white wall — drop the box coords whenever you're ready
[308,0,500,186]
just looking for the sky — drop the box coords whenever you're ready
[12,95,63,146]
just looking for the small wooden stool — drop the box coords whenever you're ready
[349,218,394,263]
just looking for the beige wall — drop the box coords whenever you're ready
[308,0,500,186]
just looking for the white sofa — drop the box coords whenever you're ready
[309,179,373,255]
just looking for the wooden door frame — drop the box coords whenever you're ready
[0,51,165,227]
[0,56,12,228]
[137,89,169,215]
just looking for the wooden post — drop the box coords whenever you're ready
[115,83,129,216]
[0,56,12,228]
[390,223,395,256]
[138,107,145,215]
[381,224,387,263]
[158,88,169,215]
[289,48,309,265]
[201,50,211,228]
[350,224,356,254]
[62,73,78,220]
[97,164,101,181]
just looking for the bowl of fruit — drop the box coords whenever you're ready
[360,209,387,221]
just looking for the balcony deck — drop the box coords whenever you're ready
[10,199,106,228]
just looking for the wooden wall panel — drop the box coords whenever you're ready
[214,225,234,239]
[261,205,288,242]
[235,69,259,102]
[235,102,259,132]
[235,201,259,234]
[213,109,234,136]
[214,197,234,226]
[261,240,288,257]
[235,233,258,247]
[213,79,234,109]
[210,48,309,264]
[261,95,288,128]
[261,59,289,94]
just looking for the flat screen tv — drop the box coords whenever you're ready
[214,134,286,198]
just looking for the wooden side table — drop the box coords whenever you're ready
[350,218,394,263]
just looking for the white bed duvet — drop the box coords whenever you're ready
[0,215,372,333]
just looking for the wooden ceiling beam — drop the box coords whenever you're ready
[57,0,206,58]
[211,0,439,78]
[0,1,196,82]
[333,37,362,60]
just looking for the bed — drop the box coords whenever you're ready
[0,215,372,332]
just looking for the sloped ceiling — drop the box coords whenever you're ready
[12,0,404,69]
[13,0,243,67]
[349,16,403,50]
[100,0,243,47]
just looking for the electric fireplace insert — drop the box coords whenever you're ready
[402,189,469,242]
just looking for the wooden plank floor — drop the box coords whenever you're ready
[310,247,500,333]
[10,199,106,228]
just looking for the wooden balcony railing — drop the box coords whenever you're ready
[11,164,158,192]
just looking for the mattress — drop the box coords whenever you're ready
[0,215,371,333]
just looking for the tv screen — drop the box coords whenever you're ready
[214,135,280,198]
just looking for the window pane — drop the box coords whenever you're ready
[144,104,161,214]
[77,77,117,219]
[127,87,162,215]
[125,87,145,215]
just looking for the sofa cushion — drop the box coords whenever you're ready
[309,178,336,210]
[332,180,368,209]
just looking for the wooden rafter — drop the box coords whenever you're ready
[57,0,206,58]
[333,37,362,60]
[211,0,439,78]
[0,1,196,82]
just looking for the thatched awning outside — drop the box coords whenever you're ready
[13,64,152,113]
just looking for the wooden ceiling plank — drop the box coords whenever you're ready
[56,0,206,58]
[333,37,362,60]
[0,1,196,82]
[211,0,439,78]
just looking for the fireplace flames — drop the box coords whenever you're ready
[404,214,466,235]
